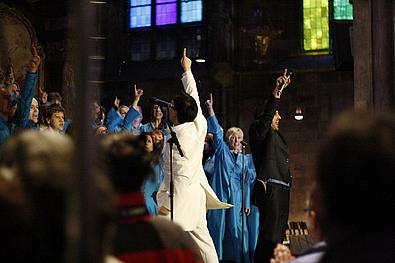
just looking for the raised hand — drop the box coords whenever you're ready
[30,43,41,73]
[134,84,143,99]
[273,68,291,99]
[39,88,48,104]
[205,93,215,116]
[180,48,192,72]
[114,96,120,109]
[132,84,143,108]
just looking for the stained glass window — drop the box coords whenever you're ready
[181,0,203,23]
[156,0,177,25]
[303,0,329,51]
[333,0,353,20]
[129,0,203,29]
[130,0,152,28]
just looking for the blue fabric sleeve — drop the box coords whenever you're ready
[106,107,117,125]
[16,72,38,128]
[122,107,141,132]
[206,115,225,152]
[106,107,122,133]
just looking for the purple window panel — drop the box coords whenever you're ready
[156,2,177,25]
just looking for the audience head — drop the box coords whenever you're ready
[118,105,129,119]
[99,133,153,193]
[271,110,281,131]
[225,127,244,152]
[152,104,163,121]
[30,97,39,123]
[0,131,74,262]
[150,128,164,151]
[171,93,197,125]
[316,110,395,243]
[47,92,62,105]
[46,104,65,132]
[141,132,154,153]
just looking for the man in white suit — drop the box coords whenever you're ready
[157,49,231,263]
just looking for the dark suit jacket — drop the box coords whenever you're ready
[249,95,291,185]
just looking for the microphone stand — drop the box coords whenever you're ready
[241,144,246,263]
[164,105,184,221]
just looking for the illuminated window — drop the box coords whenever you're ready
[156,0,177,25]
[303,0,329,52]
[333,0,353,20]
[303,0,354,52]
[181,0,203,23]
[129,0,203,29]
[130,0,152,28]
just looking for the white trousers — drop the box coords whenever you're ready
[187,217,219,263]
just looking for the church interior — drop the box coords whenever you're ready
[1,0,394,262]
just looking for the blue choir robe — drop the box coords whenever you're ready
[206,115,259,263]
[141,158,164,215]
[0,117,14,147]
[106,107,139,133]
[15,72,39,130]
[2,72,37,147]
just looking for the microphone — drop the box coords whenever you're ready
[149,97,173,108]
[278,71,292,96]
[241,141,248,147]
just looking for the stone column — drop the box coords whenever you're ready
[353,0,394,111]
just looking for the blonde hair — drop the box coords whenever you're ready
[225,127,243,143]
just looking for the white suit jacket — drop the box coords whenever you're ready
[157,70,232,231]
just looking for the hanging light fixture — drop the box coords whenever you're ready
[196,58,206,63]
[294,105,303,121]
[195,49,206,63]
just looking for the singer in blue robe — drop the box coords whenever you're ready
[106,106,139,133]
[139,131,165,215]
[206,113,259,263]
[142,160,164,215]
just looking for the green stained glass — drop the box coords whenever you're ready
[303,0,329,51]
[334,0,353,20]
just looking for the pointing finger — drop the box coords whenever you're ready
[183,48,187,57]
[210,93,213,102]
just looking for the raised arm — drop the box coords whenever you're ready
[17,44,40,128]
[205,93,215,117]
[205,94,225,151]
[249,69,291,143]
[132,84,143,109]
[180,48,200,111]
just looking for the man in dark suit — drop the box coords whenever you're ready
[249,69,291,263]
